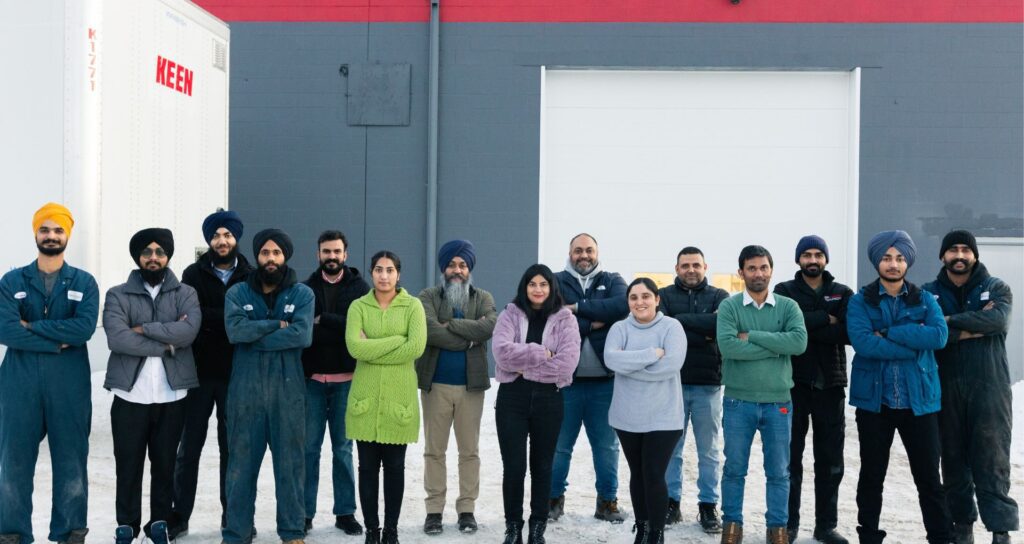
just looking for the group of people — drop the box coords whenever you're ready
[0,202,1016,544]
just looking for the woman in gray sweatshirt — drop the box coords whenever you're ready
[604,277,687,544]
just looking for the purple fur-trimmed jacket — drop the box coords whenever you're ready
[492,303,581,389]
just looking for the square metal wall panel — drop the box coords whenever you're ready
[346,63,411,126]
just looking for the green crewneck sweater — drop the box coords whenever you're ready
[716,292,807,403]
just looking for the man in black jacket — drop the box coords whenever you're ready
[549,233,630,523]
[301,230,370,536]
[923,230,1017,544]
[657,246,728,533]
[773,235,852,544]
[171,210,252,538]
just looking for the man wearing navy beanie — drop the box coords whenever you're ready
[774,236,852,544]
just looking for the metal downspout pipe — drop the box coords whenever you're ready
[426,0,440,286]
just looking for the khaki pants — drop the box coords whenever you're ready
[421,383,485,514]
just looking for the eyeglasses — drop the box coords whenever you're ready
[141,248,167,258]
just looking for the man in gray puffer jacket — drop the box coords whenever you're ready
[103,228,201,544]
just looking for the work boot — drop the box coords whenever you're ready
[547,496,564,521]
[114,526,134,544]
[854,527,886,544]
[721,522,743,544]
[812,526,850,544]
[595,498,627,523]
[632,521,648,544]
[0,535,19,544]
[698,502,723,534]
[381,526,399,544]
[767,527,788,544]
[422,514,442,535]
[787,527,798,543]
[59,529,88,544]
[168,518,188,541]
[281,540,304,544]
[364,528,381,544]
[457,513,478,534]
[953,524,975,544]
[335,515,363,535]
[527,519,547,544]
[502,521,523,544]
[992,533,1010,544]
[149,521,171,544]
[665,500,682,525]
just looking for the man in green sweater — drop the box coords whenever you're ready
[715,245,807,544]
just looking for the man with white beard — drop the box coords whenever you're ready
[415,240,497,536]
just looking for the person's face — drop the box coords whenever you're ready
[138,242,169,271]
[569,236,598,274]
[675,253,707,288]
[257,240,285,271]
[942,244,976,276]
[444,256,470,283]
[318,239,347,274]
[527,274,551,308]
[628,284,659,323]
[210,227,236,257]
[738,256,773,293]
[798,249,828,278]
[878,247,908,282]
[372,258,400,293]
[35,220,68,256]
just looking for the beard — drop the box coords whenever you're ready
[745,279,769,293]
[258,263,287,287]
[444,275,471,313]
[320,258,343,275]
[800,264,823,278]
[139,266,167,286]
[572,259,596,276]
[944,258,972,276]
[210,244,238,267]
[37,240,66,257]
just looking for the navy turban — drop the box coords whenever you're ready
[202,210,243,244]
[252,228,294,262]
[867,230,917,269]
[130,228,174,262]
[438,239,476,272]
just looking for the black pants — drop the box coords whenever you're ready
[616,428,684,533]
[356,441,407,530]
[855,407,952,544]
[939,373,1019,531]
[172,380,229,525]
[788,384,845,531]
[111,396,187,538]
[495,377,563,523]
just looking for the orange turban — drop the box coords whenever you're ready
[32,202,75,238]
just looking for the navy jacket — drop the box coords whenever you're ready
[555,268,628,371]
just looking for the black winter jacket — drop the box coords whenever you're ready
[555,269,628,374]
[657,277,729,385]
[301,266,371,376]
[180,251,253,382]
[774,271,853,389]
[922,262,1013,386]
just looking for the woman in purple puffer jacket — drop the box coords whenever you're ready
[492,264,581,544]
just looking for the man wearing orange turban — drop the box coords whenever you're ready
[0,202,99,544]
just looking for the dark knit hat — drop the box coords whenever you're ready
[202,210,243,243]
[252,228,293,261]
[940,229,979,259]
[438,239,476,272]
[867,230,917,269]
[130,228,174,262]
[795,235,829,263]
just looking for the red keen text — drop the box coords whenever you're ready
[156,55,193,96]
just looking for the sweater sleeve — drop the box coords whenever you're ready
[367,300,428,365]
[602,322,661,372]
[344,303,406,361]
[746,300,808,356]
[527,312,581,383]
[716,298,782,361]
[492,310,546,373]
[607,321,687,382]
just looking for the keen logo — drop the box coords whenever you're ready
[824,295,843,302]
[156,55,194,96]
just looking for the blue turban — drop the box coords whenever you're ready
[867,230,917,269]
[202,210,243,244]
[795,235,829,263]
[438,239,476,272]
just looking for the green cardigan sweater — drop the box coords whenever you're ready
[716,292,808,403]
[345,288,427,444]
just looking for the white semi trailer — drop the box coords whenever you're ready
[1,0,229,366]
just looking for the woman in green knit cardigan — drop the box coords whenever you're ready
[345,250,427,544]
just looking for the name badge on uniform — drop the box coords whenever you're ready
[980,291,990,301]
[284,304,295,314]
[67,290,83,302]
[13,291,26,299]
[243,304,254,311]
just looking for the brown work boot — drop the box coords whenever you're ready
[282,539,305,544]
[766,527,788,544]
[721,521,743,544]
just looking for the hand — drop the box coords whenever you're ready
[314,315,321,325]
[60,343,70,350]
[983,301,995,311]
[131,326,144,334]
[165,344,176,356]
[959,330,983,341]
[591,321,605,330]
[178,314,188,321]
[737,332,749,341]
[828,314,839,325]
[19,320,28,328]
[945,315,951,322]
[565,304,577,313]
[654,348,665,359]
[441,321,449,328]
[359,330,367,339]
[279,321,288,329]
[873,331,884,338]
[546,349,554,358]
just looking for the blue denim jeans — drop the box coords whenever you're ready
[721,396,792,528]
[665,384,722,504]
[304,379,356,519]
[550,379,619,500]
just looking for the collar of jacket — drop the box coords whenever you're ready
[199,250,251,281]
[124,268,182,295]
[306,265,363,288]
[357,287,414,309]
[935,261,990,294]
[245,265,297,294]
[862,278,922,307]
[673,275,709,292]
[23,261,75,296]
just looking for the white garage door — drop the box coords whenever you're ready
[539,69,861,291]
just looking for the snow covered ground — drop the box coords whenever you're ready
[27,375,1024,543]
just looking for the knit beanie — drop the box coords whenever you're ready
[438,239,476,272]
[795,235,829,263]
[202,210,244,243]
[939,230,979,259]
[130,228,175,261]
[252,228,294,261]
[33,202,75,238]
[867,230,917,269]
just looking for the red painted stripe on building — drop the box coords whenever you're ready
[193,0,1024,23]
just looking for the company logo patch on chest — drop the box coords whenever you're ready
[596,285,606,291]
[284,304,295,314]
[243,304,254,311]
[980,291,990,301]
[67,290,84,302]
[824,295,843,302]
[14,291,27,300]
